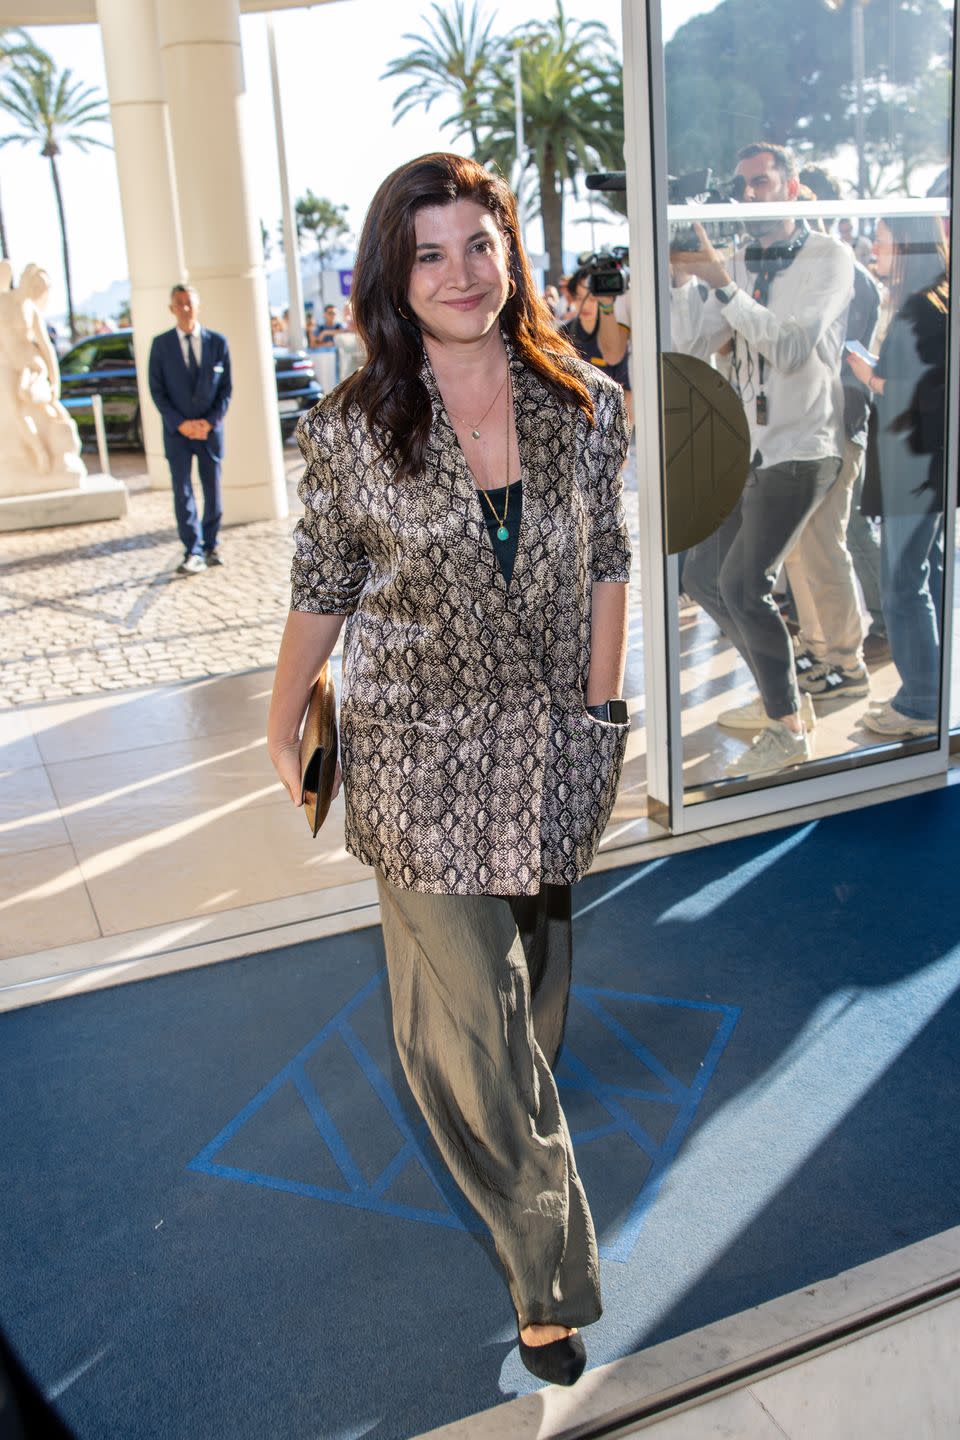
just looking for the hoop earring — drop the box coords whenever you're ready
[397,303,411,320]
[506,277,517,299]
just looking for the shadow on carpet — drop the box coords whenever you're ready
[1,785,959,1439]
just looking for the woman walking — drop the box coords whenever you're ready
[267,153,631,1386]
[848,216,949,738]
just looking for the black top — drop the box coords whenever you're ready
[561,314,631,389]
[476,480,522,587]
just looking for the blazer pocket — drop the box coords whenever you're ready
[541,705,628,872]
[212,363,225,374]
[340,700,549,892]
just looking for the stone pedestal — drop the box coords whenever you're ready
[0,474,128,532]
[0,260,129,530]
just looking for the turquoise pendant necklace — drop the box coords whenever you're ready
[477,368,513,542]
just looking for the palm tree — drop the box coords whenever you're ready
[382,0,503,152]
[0,28,51,259]
[294,190,351,267]
[0,58,110,338]
[465,2,624,284]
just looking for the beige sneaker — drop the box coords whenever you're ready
[725,720,812,778]
[862,702,936,738]
[718,692,815,731]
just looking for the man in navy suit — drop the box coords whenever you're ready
[148,284,233,574]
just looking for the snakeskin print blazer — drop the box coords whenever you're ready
[291,340,631,895]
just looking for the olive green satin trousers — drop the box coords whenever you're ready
[375,873,602,1330]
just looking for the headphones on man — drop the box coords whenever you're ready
[744,221,810,273]
[744,222,810,305]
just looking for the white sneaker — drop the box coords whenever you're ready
[718,692,815,731]
[725,720,812,778]
[176,553,206,576]
[862,702,936,738]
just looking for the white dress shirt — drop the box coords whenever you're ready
[669,229,854,469]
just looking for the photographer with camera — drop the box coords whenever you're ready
[670,141,854,778]
[563,255,632,424]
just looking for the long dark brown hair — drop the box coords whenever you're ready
[880,214,949,312]
[339,152,594,479]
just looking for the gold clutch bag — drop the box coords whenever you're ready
[299,661,338,837]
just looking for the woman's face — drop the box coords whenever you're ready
[407,199,510,346]
[873,220,894,279]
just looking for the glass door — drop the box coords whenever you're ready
[622,0,959,833]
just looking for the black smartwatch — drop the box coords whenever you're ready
[586,699,629,724]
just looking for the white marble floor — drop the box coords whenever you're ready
[2,664,951,1010]
[624,1294,960,1438]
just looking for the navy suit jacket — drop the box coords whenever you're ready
[148,326,232,460]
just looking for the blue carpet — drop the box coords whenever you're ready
[2,785,959,1439]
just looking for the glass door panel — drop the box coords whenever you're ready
[652,0,955,808]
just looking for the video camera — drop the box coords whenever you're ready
[581,172,630,295]
[576,245,630,297]
[668,169,744,253]
[584,166,743,262]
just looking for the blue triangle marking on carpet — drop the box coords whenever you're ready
[561,986,741,1259]
[186,974,739,1258]
[186,968,481,1233]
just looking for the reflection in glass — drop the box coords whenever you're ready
[659,0,953,795]
[857,216,949,741]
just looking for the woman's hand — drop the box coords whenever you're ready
[270,745,342,810]
[845,350,876,387]
[267,609,347,808]
[270,739,303,806]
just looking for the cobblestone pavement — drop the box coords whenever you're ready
[1,444,643,709]
[0,450,303,708]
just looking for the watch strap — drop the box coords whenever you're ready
[586,699,629,724]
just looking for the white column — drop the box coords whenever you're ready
[96,0,185,490]
[156,0,288,523]
[267,14,305,352]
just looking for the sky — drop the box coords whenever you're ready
[4,0,721,320]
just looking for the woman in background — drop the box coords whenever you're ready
[848,215,949,738]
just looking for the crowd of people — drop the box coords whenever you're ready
[535,144,949,782]
[269,300,355,349]
[667,141,948,778]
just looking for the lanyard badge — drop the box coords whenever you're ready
[755,354,768,426]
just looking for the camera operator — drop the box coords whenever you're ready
[562,262,633,422]
[670,141,854,779]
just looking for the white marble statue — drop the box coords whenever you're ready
[0,261,86,497]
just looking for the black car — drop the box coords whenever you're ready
[58,328,323,447]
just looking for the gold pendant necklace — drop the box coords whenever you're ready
[446,366,508,439]
[476,370,513,542]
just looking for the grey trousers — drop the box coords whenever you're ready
[683,456,840,718]
[375,872,602,1330]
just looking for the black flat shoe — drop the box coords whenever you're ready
[517,1329,586,1386]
